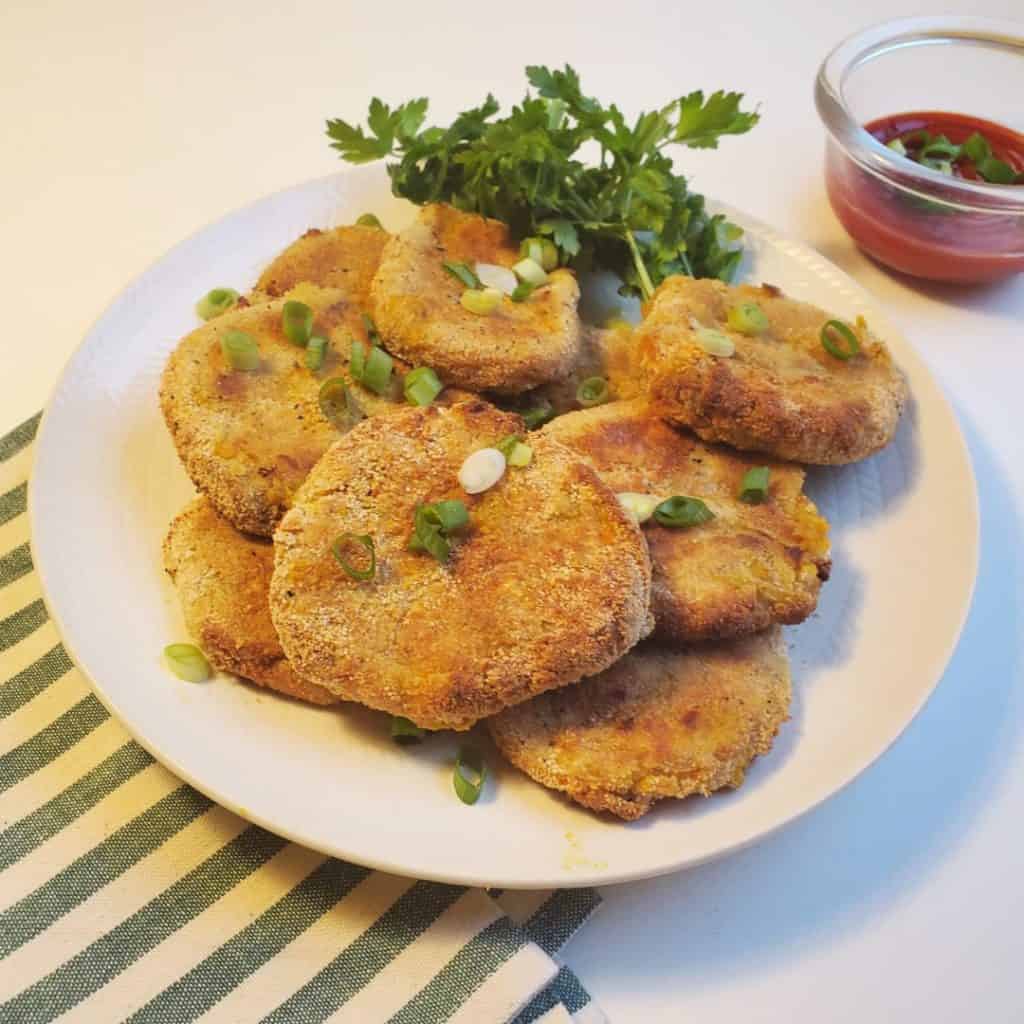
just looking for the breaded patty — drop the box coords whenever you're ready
[163,497,336,705]
[527,321,643,416]
[161,283,468,537]
[636,277,907,464]
[370,204,582,394]
[488,628,791,820]
[253,224,389,299]
[270,400,653,731]
[544,401,830,642]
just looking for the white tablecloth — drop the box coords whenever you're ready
[3,2,1022,1020]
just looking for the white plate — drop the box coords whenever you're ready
[29,167,978,888]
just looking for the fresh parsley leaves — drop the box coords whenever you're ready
[326,66,759,298]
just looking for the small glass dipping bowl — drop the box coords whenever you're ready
[815,16,1024,283]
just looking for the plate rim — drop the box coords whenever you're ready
[27,169,980,888]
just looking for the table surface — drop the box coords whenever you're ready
[3,2,1022,1021]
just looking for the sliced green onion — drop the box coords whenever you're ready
[513,257,548,287]
[820,319,860,360]
[739,466,771,504]
[511,282,535,303]
[319,377,364,429]
[349,339,393,394]
[410,500,469,563]
[453,746,486,805]
[362,312,380,345]
[459,448,506,494]
[695,327,735,357]
[475,262,518,295]
[653,495,714,529]
[519,236,559,272]
[726,301,769,336]
[617,492,661,524]
[507,442,533,467]
[460,288,502,315]
[305,335,328,371]
[220,330,260,371]
[282,300,314,347]
[331,533,376,581]
[164,643,211,683]
[391,715,425,743]
[443,261,482,289]
[886,138,907,156]
[576,376,610,408]
[495,434,523,460]
[521,400,554,430]
[196,287,239,321]
[429,499,469,532]
[404,366,444,406]
[356,212,383,228]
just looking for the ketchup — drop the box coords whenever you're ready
[825,110,1024,283]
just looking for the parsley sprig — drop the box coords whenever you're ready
[327,66,759,299]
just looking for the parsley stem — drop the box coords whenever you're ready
[624,229,655,301]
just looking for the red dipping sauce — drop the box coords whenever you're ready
[825,110,1024,282]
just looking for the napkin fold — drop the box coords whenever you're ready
[0,413,606,1024]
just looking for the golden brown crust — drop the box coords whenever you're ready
[160,279,471,537]
[370,204,582,394]
[543,401,830,643]
[636,277,907,464]
[162,498,337,705]
[270,400,653,731]
[253,224,389,299]
[488,628,791,820]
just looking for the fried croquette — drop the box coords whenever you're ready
[370,204,582,394]
[636,277,907,464]
[163,497,337,705]
[253,224,389,299]
[270,400,653,731]
[544,401,830,643]
[488,628,791,820]
[160,283,468,537]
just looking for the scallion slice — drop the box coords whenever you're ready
[443,261,482,289]
[460,288,501,315]
[726,301,769,336]
[820,319,860,360]
[576,376,610,408]
[305,335,328,371]
[319,377,364,429]
[739,466,770,504]
[282,300,314,347]
[196,287,239,321]
[513,257,548,287]
[220,330,260,371]
[617,492,661,524]
[520,236,559,272]
[331,533,376,581]
[653,495,714,529]
[507,442,532,467]
[404,366,444,406]
[695,327,735,357]
[453,746,486,805]
[356,212,383,228]
[495,434,523,459]
[521,400,554,430]
[410,500,469,563]
[511,282,535,303]
[391,716,425,743]
[361,345,394,394]
[362,312,381,346]
[164,643,211,683]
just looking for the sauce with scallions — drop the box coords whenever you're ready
[825,110,1024,283]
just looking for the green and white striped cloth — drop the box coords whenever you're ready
[0,413,606,1023]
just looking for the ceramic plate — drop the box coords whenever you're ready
[29,167,978,888]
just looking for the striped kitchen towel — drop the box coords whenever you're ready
[0,413,606,1024]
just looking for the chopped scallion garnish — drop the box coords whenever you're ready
[349,340,393,394]
[282,300,314,347]
[410,500,469,563]
[726,301,769,336]
[617,492,661,524]
[305,335,328,371]
[319,377,365,429]
[513,257,548,287]
[164,643,211,683]
[460,288,502,315]
[520,236,558,271]
[453,746,486,805]
[331,533,376,581]
[404,366,443,406]
[196,287,239,321]
[820,319,860,360]
[576,376,610,408]
[511,282,535,303]
[356,212,383,228]
[443,261,482,289]
[694,327,735,357]
[362,312,381,345]
[520,400,554,430]
[653,495,714,529]
[739,466,770,504]
[391,716,425,743]
[220,330,260,371]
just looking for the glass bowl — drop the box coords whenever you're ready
[815,16,1024,283]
